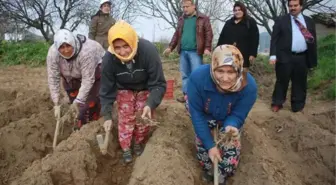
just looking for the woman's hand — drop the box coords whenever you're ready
[208,146,222,163]
[69,102,80,117]
[225,125,239,138]
[141,106,152,119]
[225,125,238,133]
[249,55,255,64]
[104,120,113,132]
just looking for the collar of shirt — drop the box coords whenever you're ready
[291,13,304,22]
[183,11,197,18]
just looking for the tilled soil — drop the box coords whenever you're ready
[0,63,334,185]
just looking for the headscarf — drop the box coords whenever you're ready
[210,44,245,92]
[107,20,138,63]
[53,29,80,59]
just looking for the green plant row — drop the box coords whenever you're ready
[0,41,49,67]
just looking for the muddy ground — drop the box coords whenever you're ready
[0,63,334,185]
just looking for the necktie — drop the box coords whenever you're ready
[294,18,315,43]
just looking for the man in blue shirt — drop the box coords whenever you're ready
[186,45,257,184]
[269,0,317,112]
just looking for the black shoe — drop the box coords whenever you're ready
[133,143,144,156]
[292,107,304,113]
[123,149,132,164]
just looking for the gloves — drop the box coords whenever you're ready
[54,105,61,119]
[104,120,113,132]
[69,103,80,117]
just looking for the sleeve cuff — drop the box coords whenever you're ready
[101,104,113,121]
[74,98,85,105]
[146,101,155,109]
[270,55,277,60]
[223,116,240,129]
[204,140,216,150]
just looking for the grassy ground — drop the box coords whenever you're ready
[0,41,49,67]
[307,34,335,99]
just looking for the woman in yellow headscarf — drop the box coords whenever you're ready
[99,20,166,163]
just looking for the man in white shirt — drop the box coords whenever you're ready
[269,0,317,113]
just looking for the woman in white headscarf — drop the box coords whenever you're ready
[47,29,106,130]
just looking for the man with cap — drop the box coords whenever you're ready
[89,0,116,49]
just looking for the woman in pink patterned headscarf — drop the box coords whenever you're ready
[186,44,257,184]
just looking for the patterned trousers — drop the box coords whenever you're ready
[196,126,241,181]
[185,96,241,181]
[116,90,151,150]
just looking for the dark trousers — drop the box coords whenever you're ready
[272,54,308,112]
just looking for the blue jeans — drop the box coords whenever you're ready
[180,50,203,93]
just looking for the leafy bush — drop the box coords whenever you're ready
[307,34,335,99]
[0,41,49,67]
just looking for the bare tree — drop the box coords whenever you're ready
[0,0,98,41]
[136,0,231,30]
[233,0,336,35]
[0,7,10,40]
[136,0,182,30]
[198,0,232,23]
[52,0,96,31]
[109,0,137,23]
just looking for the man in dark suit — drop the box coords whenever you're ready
[269,0,317,112]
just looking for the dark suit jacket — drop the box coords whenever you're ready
[270,14,317,68]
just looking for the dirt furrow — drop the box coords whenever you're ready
[0,110,73,185]
[9,118,134,185]
[0,91,52,129]
[9,121,101,185]
[238,101,335,185]
[128,102,202,185]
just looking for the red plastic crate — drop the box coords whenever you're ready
[164,80,175,100]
